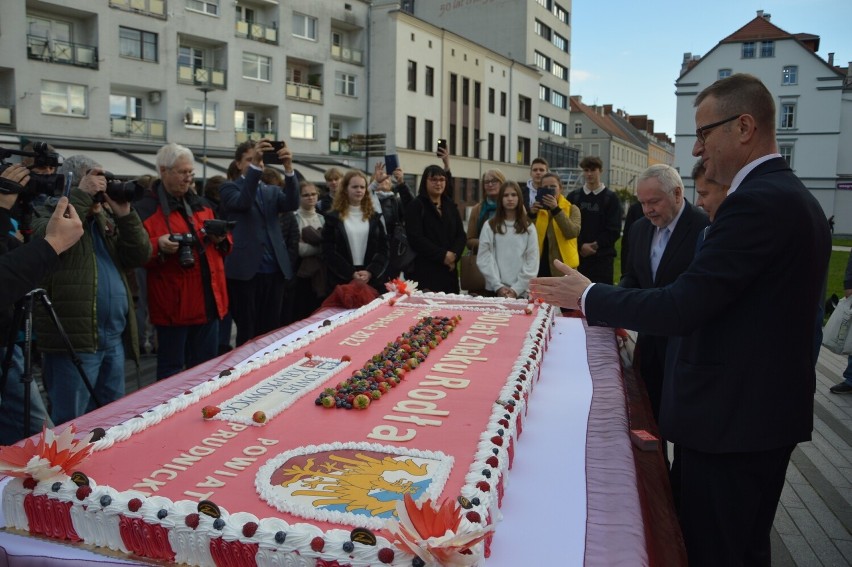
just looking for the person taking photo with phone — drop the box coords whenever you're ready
[531,172,580,276]
[219,139,300,346]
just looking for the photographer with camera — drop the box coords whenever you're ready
[0,164,83,444]
[31,155,152,425]
[136,143,231,380]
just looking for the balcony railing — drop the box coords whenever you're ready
[330,45,363,65]
[27,35,98,69]
[109,0,166,18]
[235,20,278,44]
[235,129,277,145]
[110,117,167,140]
[177,64,227,89]
[285,81,322,103]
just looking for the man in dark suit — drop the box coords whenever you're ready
[620,164,708,428]
[219,140,299,345]
[531,73,831,566]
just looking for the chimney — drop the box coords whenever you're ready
[603,104,613,115]
[828,52,835,66]
[756,9,763,18]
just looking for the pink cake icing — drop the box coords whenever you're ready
[2,292,554,566]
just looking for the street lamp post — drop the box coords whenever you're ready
[197,87,213,192]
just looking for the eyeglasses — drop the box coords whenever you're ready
[695,114,740,145]
[483,178,500,185]
[169,168,195,178]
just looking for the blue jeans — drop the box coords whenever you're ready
[155,320,218,380]
[0,345,53,444]
[43,341,126,425]
[843,356,852,387]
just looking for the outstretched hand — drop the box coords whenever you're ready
[44,197,84,255]
[529,259,591,309]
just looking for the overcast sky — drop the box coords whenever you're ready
[570,0,851,143]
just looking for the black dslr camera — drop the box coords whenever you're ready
[91,172,146,204]
[201,219,236,237]
[169,234,196,268]
[0,142,65,201]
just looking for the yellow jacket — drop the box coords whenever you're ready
[534,194,581,271]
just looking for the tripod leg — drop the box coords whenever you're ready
[1,300,27,394]
[35,291,102,409]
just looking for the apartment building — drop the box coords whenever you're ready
[0,0,550,200]
[407,0,578,169]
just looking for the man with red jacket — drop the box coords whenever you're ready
[136,143,231,380]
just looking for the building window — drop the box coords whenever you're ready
[424,119,433,152]
[552,62,567,81]
[718,68,732,79]
[187,0,219,16]
[450,73,457,103]
[551,90,566,109]
[242,52,270,81]
[540,85,549,101]
[487,133,494,161]
[519,95,531,122]
[538,115,549,132]
[335,72,356,96]
[779,144,793,167]
[474,81,481,109]
[119,27,157,62]
[760,40,774,57]
[488,88,495,113]
[534,51,550,71]
[552,2,569,23]
[425,66,434,96]
[290,113,315,139]
[782,65,798,85]
[499,135,506,162]
[41,81,87,116]
[574,121,582,134]
[292,13,317,40]
[185,98,217,127]
[742,42,755,58]
[535,20,551,40]
[407,60,417,91]
[552,32,568,52]
[550,120,566,137]
[780,103,796,129]
[462,78,470,106]
[518,137,531,165]
[449,124,457,155]
[461,126,469,157]
[110,94,141,120]
[500,92,507,117]
[407,116,416,150]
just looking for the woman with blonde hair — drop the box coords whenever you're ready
[321,170,388,294]
[466,168,507,251]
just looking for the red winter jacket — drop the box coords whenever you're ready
[138,185,230,326]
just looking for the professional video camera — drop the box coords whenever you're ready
[201,219,236,237]
[91,171,146,204]
[0,142,64,200]
[168,234,197,268]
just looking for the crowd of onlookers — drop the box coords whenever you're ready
[0,137,631,444]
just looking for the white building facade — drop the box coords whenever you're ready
[673,11,851,230]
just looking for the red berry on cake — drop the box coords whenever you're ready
[310,536,325,552]
[377,548,395,563]
[305,351,313,359]
[465,511,482,523]
[22,478,37,490]
[476,480,490,492]
[252,411,267,424]
[342,355,351,362]
[242,522,258,537]
[185,513,200,529]
[76,485,92,500]
[201,405,221,419]
[128,498,142,512]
